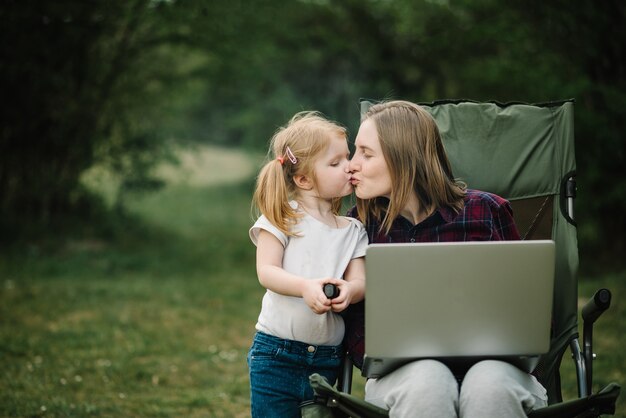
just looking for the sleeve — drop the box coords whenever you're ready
[493,199,521,241]
[351,220,369,259]
[249,215,289,248]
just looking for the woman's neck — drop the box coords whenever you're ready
[400,193,433,226]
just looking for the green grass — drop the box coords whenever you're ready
[1,148,624,417]
[1,175,263,417]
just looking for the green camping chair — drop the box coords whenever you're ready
[303,99,620,418]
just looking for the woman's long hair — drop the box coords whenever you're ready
[356,100,466,234]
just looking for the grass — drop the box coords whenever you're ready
[0,179,262,417]
[1,146,263,417]
[1,146,624,417]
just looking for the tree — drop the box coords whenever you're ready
[0,0,203,236]
[1,0,623,269]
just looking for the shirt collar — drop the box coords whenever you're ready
[435,205,458,224]
[393,205,454,229]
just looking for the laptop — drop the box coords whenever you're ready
[362,240,555,379]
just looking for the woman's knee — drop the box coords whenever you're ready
[396,359,457,387]
[366,360,459,418]
[391,360,459,406]
[463,360,526,387]
[459,360,547,416]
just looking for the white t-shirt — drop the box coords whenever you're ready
[249,204,368,346]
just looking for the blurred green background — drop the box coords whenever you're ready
[1,0,624,417]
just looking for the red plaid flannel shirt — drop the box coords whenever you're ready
[343,189,521,369]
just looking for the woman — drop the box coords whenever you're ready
[345,100,547,417]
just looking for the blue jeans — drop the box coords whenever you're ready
[247,331,343,418]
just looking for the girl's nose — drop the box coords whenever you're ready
[349,157,358,172]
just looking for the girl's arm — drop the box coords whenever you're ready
[256,229,337,314]
[331,256,365,313]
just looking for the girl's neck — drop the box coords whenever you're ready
[296,194,339,228]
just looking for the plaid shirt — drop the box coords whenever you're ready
[343,189,520,369]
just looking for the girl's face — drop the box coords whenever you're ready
[312,135,353,199]
[349,119,393,199]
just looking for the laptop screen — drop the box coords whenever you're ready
[362,240,555,377]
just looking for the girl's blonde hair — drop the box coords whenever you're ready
[356,100,466,234]
[253,111,348,236]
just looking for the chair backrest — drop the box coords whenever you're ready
[360,99,579,402]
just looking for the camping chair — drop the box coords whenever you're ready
[303,99,620,418]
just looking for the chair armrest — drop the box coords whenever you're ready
[582,288,611,324]
[582,288,612,393]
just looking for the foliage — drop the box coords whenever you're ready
[1,0,624,269]
[0,0,181,230]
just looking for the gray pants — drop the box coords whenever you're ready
[365,359,547,418]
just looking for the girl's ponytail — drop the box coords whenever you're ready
[253,157,300,236]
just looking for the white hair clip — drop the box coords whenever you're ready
[285,146,298,164]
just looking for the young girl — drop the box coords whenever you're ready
[248,111,368,418]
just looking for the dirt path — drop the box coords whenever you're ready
[156,145,262,187]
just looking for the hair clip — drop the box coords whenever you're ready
[285,146,298,164]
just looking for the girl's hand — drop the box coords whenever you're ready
[331,256,365,313]
[302,279,335,314]
[330,280,354,313]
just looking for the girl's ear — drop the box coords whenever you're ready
[293,174,313,190]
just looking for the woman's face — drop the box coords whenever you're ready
[349,118,393,199]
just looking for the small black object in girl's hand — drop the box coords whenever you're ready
[323,283,340,299]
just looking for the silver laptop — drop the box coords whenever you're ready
[362,240,555,378]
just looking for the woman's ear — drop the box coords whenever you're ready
[293,174,313,190]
